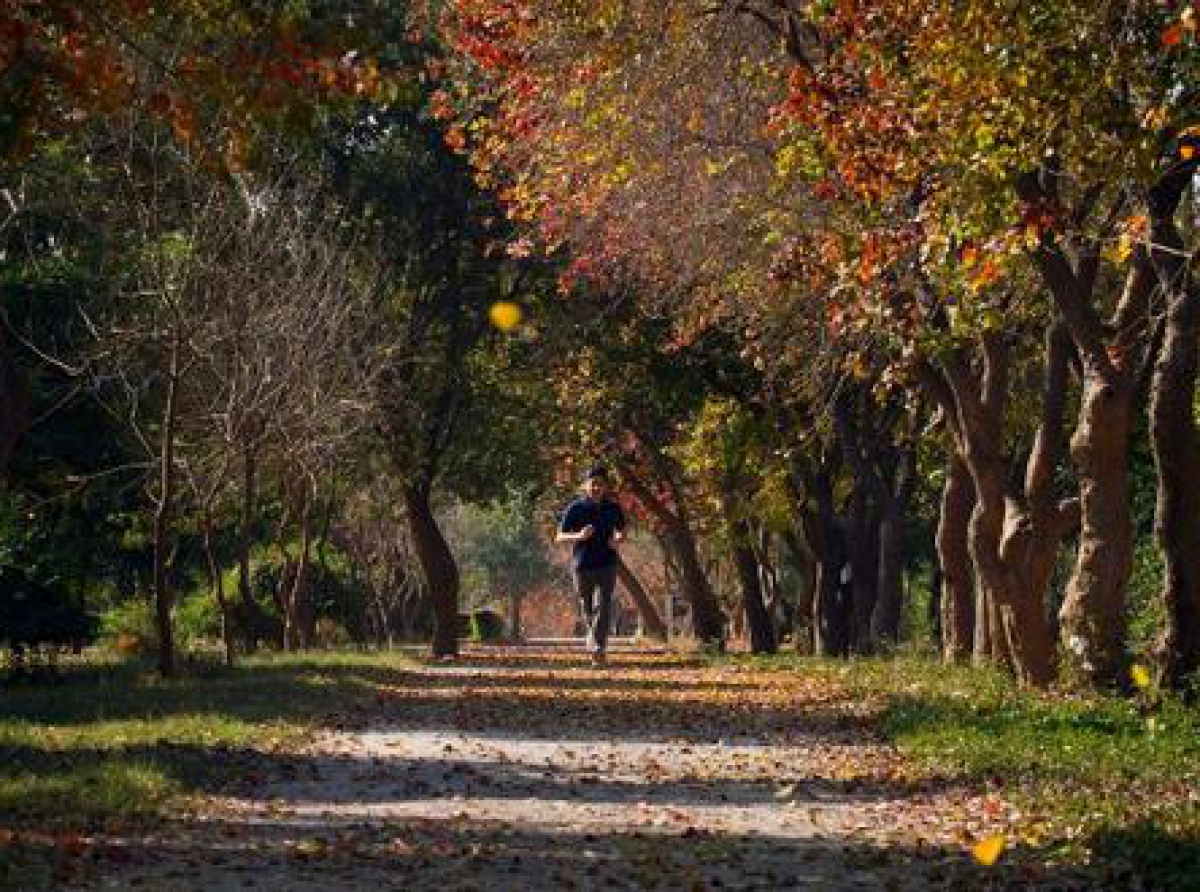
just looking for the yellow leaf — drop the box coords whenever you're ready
[1131,663,1152,689]
[489,301,523,332]
[971,834,1006,866]
[1181,145,1196,160]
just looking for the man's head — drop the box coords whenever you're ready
[582,465,611,499]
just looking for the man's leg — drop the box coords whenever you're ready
[591,564,618,657]
[573,568,597,651]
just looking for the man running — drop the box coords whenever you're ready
[556,466,626,665]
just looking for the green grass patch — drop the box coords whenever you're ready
[0,650,416,830]
[729,652,1200,889]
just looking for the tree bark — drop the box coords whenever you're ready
[732,521,777,654]
[807,465,852,657]
[781,528,817,654]
[939,338,1055,686]
[937,454,975,663]
[404,483,459,659]
[615,556,668,641]
[1057,364,1134,685]
[871,446,915,646]
[619,458,725,644]
[1146,161,1200,689]
[1024,181,1154,687]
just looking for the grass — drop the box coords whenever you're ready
[0,651,417,825]
[730,651,1200,889]
[5,646,1198,888]
[0,649,420,887]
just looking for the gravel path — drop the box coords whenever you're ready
[69,647,1077,890]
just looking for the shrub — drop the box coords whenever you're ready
[99,598,158,655]
[469,608,507,642]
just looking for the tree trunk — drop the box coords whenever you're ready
[1147,164,1200,689]
[404,483,459,659]
[667,522,726,644]
[0,328,28,482]
[619,460,725,644]
[283,483,315,651]
[152,331,181,678]
[201,505,236,668]
[1058,365,1133,686]
[871,448,915,646]
[846,492,880,654]
[615,557,668,641]
[937,455,975,663]
[808,468,852,658]
[237,447,270,649]
[732,523,777,654]
[782,528,817,654]
[942,339,1054,686]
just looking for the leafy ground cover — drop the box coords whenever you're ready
[3,647,1196,889]
[732,654,1200,890]
[0,651,416,887]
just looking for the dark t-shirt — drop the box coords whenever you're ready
[559,497,626,570]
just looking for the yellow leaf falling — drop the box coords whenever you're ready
[489,300,523,332]
[971,834,1006,866]
[1131,663,1152,690]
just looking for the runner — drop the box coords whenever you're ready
[555,466,626,665]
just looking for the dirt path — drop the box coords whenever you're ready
[69,648,1076,890]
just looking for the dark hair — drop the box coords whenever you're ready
[584,465,610,482]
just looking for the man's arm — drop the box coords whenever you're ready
[555,504,594,544]
[556,525,594,544]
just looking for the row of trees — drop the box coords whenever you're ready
[0,2,563,673]
[430,0,1200,689]
[4,2,1197,694]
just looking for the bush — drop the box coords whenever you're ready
[0,566,97,665]
[99,598,158,655]
[175,590,225,645]
[313,618,351,649]
[469,608,507,642]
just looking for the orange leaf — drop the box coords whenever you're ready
[971,834,1006,866]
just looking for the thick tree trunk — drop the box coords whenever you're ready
[1058,366,1133,686]
[1147,164,1200,689]
[619,460,725,644]
[846,494,880,654]
[615,557,668,641]
[937,455,975,663]
[1150,298,1200,687]
[152,332,181,678]
[1027,204,1154,688]
[721,476,776,655]
[943,339,1054,686]
[871,448,915,646]
[782,529,817,654]
[668,523,726,644]
[808,469,852,658]
[404,483,459,659]
[732,524,777,654]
